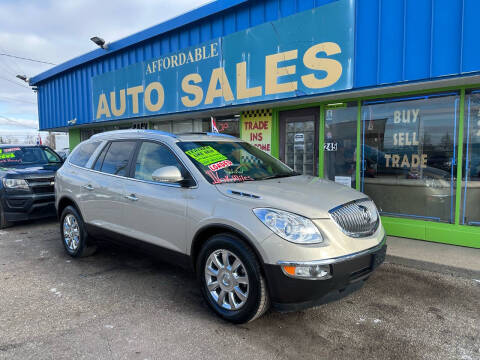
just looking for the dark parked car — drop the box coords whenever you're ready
[0,145,63,228]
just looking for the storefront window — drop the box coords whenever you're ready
[461,91,480,226]
[201,116,240,137]
[324,103,357,188]
[361,94,459,223]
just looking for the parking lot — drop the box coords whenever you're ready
[0,219,479,360]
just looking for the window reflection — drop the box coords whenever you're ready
[361,94,459,223]
[461,92,480,226]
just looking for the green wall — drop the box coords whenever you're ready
[69,129,81,150]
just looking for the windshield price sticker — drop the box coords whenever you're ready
[208,159,233,171]
[0,153,16,160]
[205,170,254,184]
[1,147,21,153]
[185,146,227,166]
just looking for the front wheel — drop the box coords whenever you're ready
[197,234,269,323]
[60,206,96,257]
[0,203,13,229]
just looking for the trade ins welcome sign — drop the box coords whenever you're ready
[92,0,354,122]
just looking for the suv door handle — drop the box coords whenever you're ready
[125,194,138,201]
[83,184,94,191]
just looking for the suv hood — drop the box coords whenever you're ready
[215,175,366,219]
[0,164,61,179]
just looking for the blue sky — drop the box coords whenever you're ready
[0,0,209,136]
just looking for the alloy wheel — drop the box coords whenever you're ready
[63,214,80,251]
[204,249,249,310]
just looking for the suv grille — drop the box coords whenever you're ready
[329,199,379,237]
[26,177,55,194]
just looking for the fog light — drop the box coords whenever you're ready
[282,264,331,280]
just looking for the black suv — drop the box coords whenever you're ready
[0,145,63,228]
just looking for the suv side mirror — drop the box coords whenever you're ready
[151,166,184,183]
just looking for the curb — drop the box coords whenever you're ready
[385,255,480,280]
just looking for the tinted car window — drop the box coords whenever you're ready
[134,141,182,181]
[44,148,61,162]
[100,141,136,176]
[70,142,100,167]
[93,143,110,171]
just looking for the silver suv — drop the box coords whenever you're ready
[55,130,386,323]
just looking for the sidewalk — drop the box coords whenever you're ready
[386,236,480,279]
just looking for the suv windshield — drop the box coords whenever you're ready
[177,141,297,184]
[0,146,62,167]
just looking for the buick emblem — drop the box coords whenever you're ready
[358,205,371,223]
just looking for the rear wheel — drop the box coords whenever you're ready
[60,205,96,257]
[197,234,269,323]
[0,203,13,229]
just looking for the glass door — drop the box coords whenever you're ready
[279,108,319,176]
[324,103,358,188]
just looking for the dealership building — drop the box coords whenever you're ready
[30,0,480,248]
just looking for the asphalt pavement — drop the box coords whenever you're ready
[0,219,479,360]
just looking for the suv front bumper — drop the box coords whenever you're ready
[1,192,56,222]
[264,237,387,312]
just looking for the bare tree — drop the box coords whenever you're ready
[46,132,56,148]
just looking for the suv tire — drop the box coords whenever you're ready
[60,205,97,257]
[0,203,12,229]
[197,233,269,323]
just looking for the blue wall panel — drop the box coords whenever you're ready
[462,0,480,73]
[236,5,250,31]
[378,0,404,84]
[223,12,236,35]
[431,0,462,77]
[34,0,480,130]
[250,2,265,26]
[355,0,379,87]
[264,0,279,21]
[404,0,431,80]
[279,0,296,17]
[298,0,315,11]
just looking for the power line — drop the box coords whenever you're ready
[0,96,36,105]
[0,57,19,77]
[0,46,25,75]
[0,53,56,66]
[0,76,31,89]
[0,115,38,129]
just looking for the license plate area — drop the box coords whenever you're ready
[371,246,387,270]
[344,254,372,282]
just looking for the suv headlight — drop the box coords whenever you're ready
[2,178,29,191]
[253,208,324,244]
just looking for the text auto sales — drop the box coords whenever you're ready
[95,41,343,119]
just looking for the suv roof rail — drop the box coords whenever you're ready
[90,129,177,139]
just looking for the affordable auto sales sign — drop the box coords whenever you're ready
[92,0,354,122]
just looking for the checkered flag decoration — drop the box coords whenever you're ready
[242,109,272,118]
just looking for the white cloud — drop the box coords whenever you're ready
[0,116,38,129]
[0,0,210,129]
